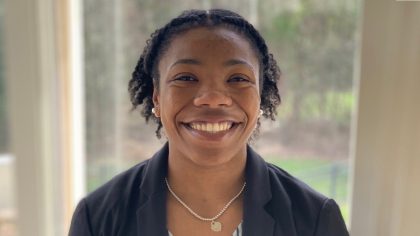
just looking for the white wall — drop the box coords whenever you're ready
[350,0,420,235]
[3,0,84,235]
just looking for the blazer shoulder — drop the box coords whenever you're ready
[83,159,150,213]
[70,159,151,235]
[266,163,348,235]
[266,162,328,205]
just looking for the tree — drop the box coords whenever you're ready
[262,0,358,124]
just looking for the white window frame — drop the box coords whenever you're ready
[3,0,85,235]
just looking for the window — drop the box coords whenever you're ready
[0,0,18,235]
[255,1,360,222]
[83,0,360,224]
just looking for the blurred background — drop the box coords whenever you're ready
[1,0,419,236]
[81,0,358,218]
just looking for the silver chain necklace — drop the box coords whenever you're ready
[165,178,246,232]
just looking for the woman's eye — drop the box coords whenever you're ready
[174,75,197,82]
[228,76,250,83]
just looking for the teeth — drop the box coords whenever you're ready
[189,122,234,133]
[206,123,212,132]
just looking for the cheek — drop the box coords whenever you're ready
[165,89,192,106]
[160,88,192,121]
[233,88,261,120]
[247,96,260,110]
[248,94,261,119]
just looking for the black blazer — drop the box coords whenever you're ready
[69,143,349,236]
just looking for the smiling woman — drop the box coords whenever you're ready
[69,9,349,236]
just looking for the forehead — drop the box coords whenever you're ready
[158,26,259,68]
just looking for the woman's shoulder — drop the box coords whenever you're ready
[83,159,151,210]
[70,159,152,235]
[266,162,328,204]
[265,162,347,235]
[265,162,332,215]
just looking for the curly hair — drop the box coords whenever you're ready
[128,9,281,139]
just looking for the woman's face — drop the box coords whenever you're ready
[154,26,261,165]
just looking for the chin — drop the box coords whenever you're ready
[186,143,246,166]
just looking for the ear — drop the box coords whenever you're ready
[152,88,160,107]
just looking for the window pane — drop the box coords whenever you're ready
[0,0,18,235]
[254,1,360,223]
[83,0,360,225]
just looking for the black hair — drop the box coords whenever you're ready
[128,9,281,139]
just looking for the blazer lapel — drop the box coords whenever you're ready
[242,146,275,236]
[136,191,168,235]
[136,143,169,236]
[243,146,298,236]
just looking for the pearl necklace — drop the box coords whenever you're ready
[165,178,246,232]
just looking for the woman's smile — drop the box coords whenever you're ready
[181,120,242,142]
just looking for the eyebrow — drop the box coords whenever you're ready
[170,58,202,68]
[170,58,255,72]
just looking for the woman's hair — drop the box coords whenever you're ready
[128,9,281,138]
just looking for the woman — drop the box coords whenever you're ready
[69,9,349,236]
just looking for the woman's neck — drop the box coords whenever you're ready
[166,147,247,212]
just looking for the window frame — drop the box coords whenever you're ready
[3,0,85,234]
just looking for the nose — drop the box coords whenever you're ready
[193,88,233,108]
